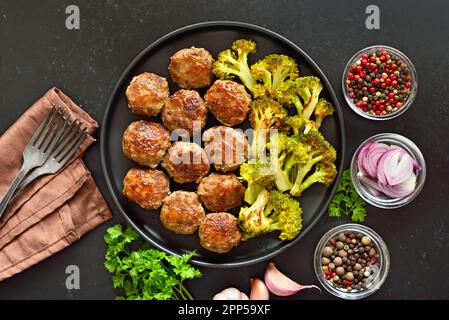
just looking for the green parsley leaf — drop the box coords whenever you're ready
[328,169,367,222]
[104,224,201,300]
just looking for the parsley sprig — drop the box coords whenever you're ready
[328,169,367,222]
[104,224,201,300]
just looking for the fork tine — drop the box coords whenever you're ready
[49,116,77,156]
[40,108,66,153]
[57,129,87,163]
[29,106,58,146]
[35,107,63,150]
[45,115,69,155]
[52,120,82,158]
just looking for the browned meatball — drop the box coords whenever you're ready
[122,168,170,210]
[197,173,245,212]
[162,90,208,135]
[168,47,214,89]
[204,80,251,126]
[199,212,242,254]
[125,72,169,116]
[122,120,170,168]
[203,126,248,172]
[162,142,210,184]
[160,191,205,235]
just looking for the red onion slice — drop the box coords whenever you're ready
[363,142,390,179]
[357,172,382,197]
[377,173,416,198]
[357,143,374,177]
[377,148,413,186]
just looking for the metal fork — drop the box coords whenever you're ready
[0,106,68,218]
[10,119,88,201]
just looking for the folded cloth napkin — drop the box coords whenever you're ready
[0,87,112,282]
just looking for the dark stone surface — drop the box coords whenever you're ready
[0,0,448,299]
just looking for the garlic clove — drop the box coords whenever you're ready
[249,278,269,300]
[264,262,320,296]
[213,287,248,300]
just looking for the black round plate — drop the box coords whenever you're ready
[100,21,345,267]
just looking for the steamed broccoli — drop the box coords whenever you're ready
[275,76,324,136]
[249,99,287,160]
[303,119,318,134]
[250,54,299,98]
[238,188,271,239]
[267,132,308,192]
[239,188,302,241]
[263,190,302,241]
[276,79,304,115]
[314,98,335,129]
[289,130,337,197]
[240,161,275,204]
[213,39,257,92]
[294,76,323,120]
[275,77,323,117]
[283,115,304,136]
[295,161,337,195]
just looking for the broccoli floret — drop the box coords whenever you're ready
[240,161,275,204]
[294,76,323,120]
[283,115,304,136]
[290,130,337,197]
[295,161,337,195]
[314,98,335,129]
[275,76,323,124]
[283,100,331,136]
[303,119,318,134]
[275,80,304,115]
[250,54,299,98]
[239,188,303,241]
[268,132,309,192]
[264,190,302,241]
[249,99,287,160]
[213,39,257,92]
[238,188,271,239]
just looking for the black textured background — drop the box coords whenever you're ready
[0,0,448,300]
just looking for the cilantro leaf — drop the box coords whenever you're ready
[328,169,367,222]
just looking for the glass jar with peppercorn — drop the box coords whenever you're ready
[314,224,390,299]
[342,45,417,120]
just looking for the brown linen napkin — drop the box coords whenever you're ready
[0,87,112,282]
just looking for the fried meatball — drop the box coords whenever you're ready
[162,142,210,184]
[122,120,170,168]
[204,80,251,126]
[160,191,205,234]
[168,47,214,89]
[197,173,245,212]
[203,126,248,172]
[122,168,170,210]
[125,72,169,116]
[199,212,242,254]
[162,90,208,135]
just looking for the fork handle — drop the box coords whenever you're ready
[10,169,43,203]
[0,166,31,219]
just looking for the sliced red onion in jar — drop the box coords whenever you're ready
[357,143,374,177]
[412,159,422,170]
[377,173,417,198]
[357,142,420,199]
[357,172,382,197]
[377,148,413,186]
[361,142,390,179]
